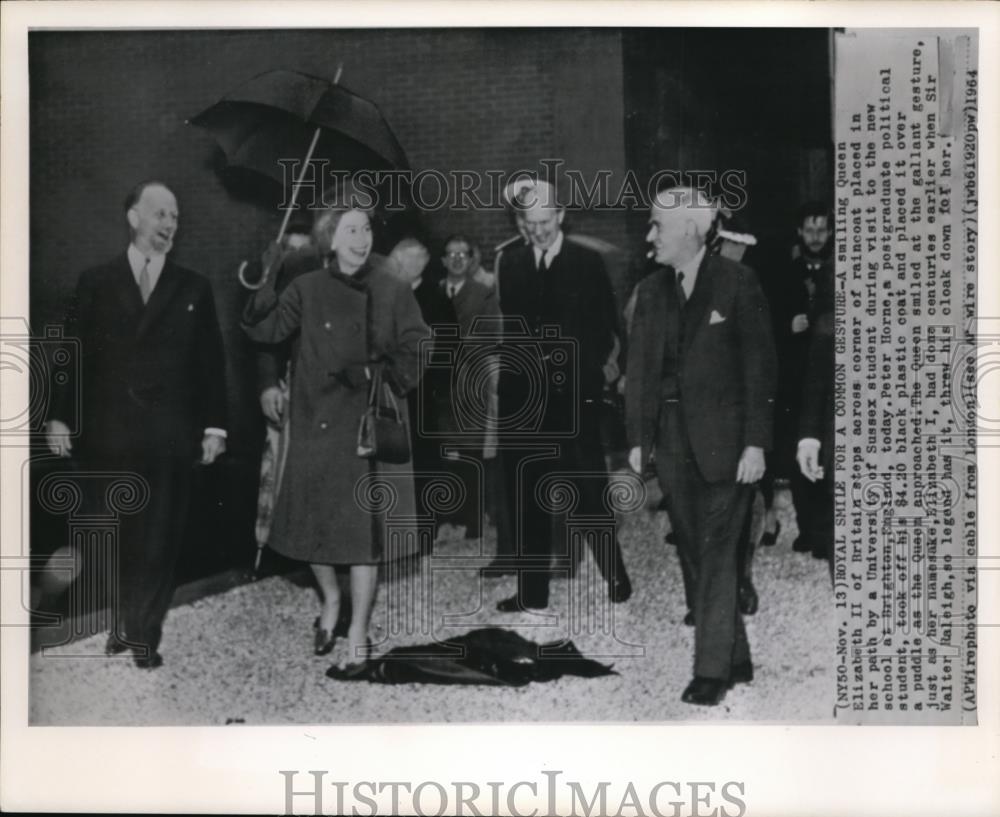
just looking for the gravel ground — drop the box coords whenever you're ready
[29,483,835,724]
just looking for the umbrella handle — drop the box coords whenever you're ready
[237,258,275,290]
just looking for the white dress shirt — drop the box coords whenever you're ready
[676,245,706,301]
[533,230,564,269]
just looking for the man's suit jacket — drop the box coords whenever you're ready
[53,253,227,461]
[439,277,501,447]
[625,251,777,483]
[446,277,500,337]
[497,239,618,419]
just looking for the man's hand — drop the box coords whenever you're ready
[796,439,824,482]
[791,313,810,334]
[603,334,622,385]
[602,358,620,384]
[628,446,643,474]
[736,445,765,484]
[259,386,285,425]
[45,420,72,457]
[201,433,226,465]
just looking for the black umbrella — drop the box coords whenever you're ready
[189,67,409,288]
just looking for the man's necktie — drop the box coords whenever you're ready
[676,270,687,310]
[536,249,548,274]
[447,283,456,299]
[138,258,153,304]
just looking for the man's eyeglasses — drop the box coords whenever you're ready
[445,251,470,260]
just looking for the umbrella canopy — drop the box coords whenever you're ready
[189,68,409,184]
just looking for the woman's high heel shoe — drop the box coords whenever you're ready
[313,617,337,656]
[326,639,372,680]
[759,521,781,547]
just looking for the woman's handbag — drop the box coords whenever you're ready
[357,365,411,464]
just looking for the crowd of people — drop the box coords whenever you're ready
[44,175,835,705]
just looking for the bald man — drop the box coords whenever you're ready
[45,180,227,669]
[625,186,776,706]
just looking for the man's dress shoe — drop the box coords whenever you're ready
[608,574,632,604]
[729,661,754,687]
[683,610,695,626]
[104,634,129,656]
[759,521,781,547]
[134,652,163,670]
[792,535,812,553]
[663,531,676,545]
[738,578,759,615]
[681,676,728,706]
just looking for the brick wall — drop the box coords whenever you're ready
[30,28,628,446]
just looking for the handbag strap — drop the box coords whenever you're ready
[366,365,378,407]
[367,364,401,422]
[381,381,401,421]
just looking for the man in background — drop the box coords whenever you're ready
[771,202,834,560]
[796,308,835,579]
[437,234,502,540]
[391,237,456,542]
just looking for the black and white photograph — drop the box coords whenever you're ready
[1,2,997,815]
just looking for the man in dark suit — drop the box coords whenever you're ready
[495,179,631,612]
[45,180,227,668]
[625,186,776,705]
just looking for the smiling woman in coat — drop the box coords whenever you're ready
[242,205,429,675]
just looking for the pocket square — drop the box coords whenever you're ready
[709,310,726,324]
[187,303,195,312]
